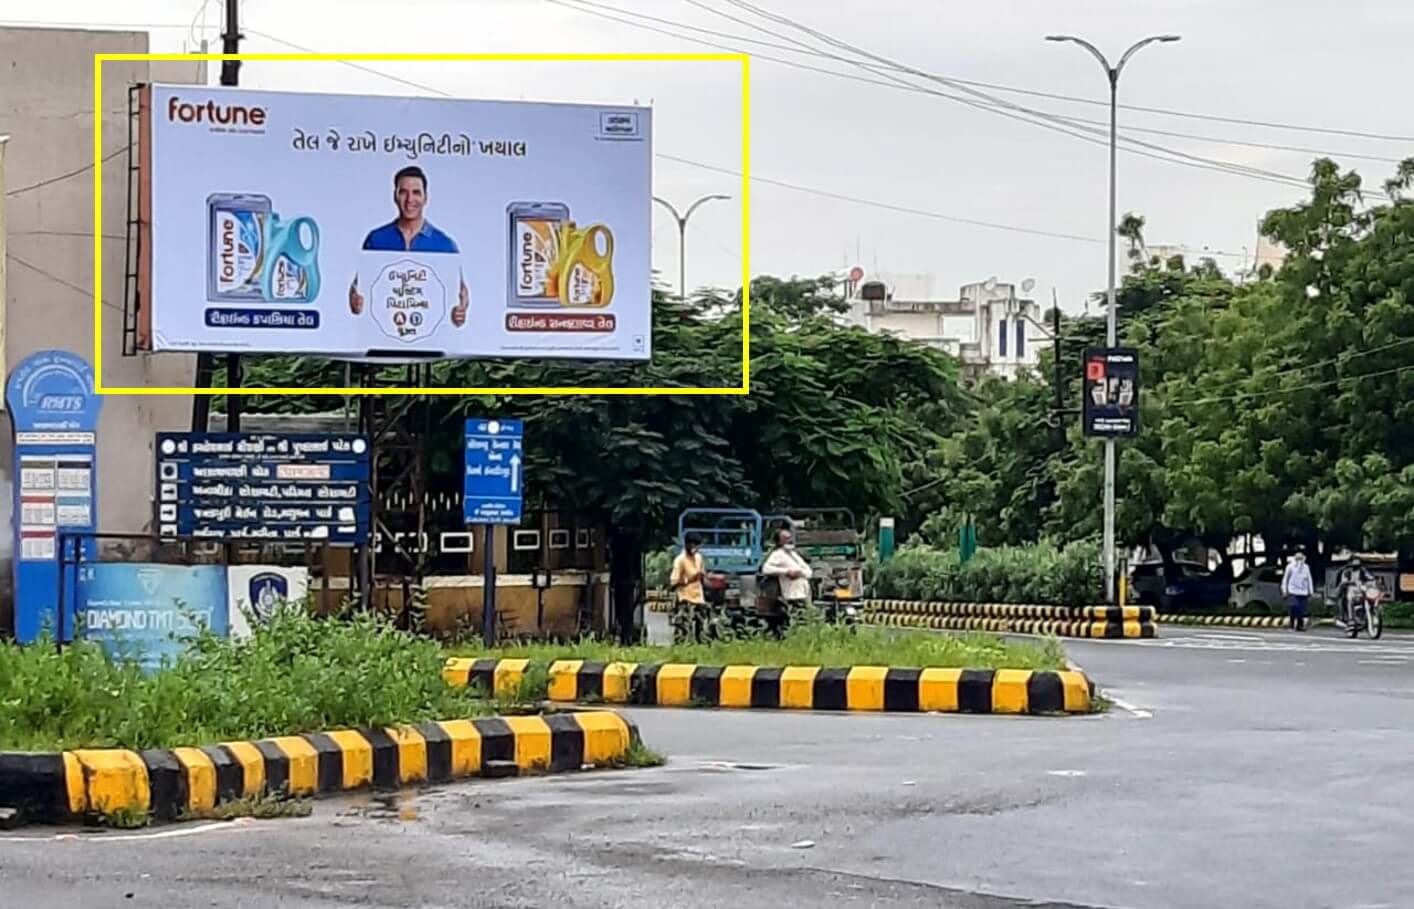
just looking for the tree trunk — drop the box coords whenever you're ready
[608,526,643,644]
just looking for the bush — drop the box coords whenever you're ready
[644,547,674,590]
[0,605,497,752]
[871,540,1102,606]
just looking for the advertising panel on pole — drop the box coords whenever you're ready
[1082,347,1140,438]
[155,432,371,544]
[464,418,524,525]
[138,84,652,361]
[5,350,102,643]
[227,564,310,640]
[77,563,228,670]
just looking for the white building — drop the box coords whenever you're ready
[839,268,1044,379]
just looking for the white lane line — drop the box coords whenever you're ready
[1108,696,1153,719]
[0,818,254,844]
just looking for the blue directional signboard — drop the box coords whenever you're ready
[463,419,523,525]
[155,433,371,545]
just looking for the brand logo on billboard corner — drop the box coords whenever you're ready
[166,95,268,132]
[597,110,642,140]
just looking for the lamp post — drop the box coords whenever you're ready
[1046,33,1180,603]
[653,194,730,301]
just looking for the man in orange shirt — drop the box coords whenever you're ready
[669,533,708,643]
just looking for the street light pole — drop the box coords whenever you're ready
[1046,33,1180,603]
[653,194,730,301]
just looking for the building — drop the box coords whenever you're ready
[840,268,1044,379]
[0,26,205,629]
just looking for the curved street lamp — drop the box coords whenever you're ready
[1045,34,1180,603]
[653,193,731,301]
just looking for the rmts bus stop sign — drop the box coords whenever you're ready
[463,419,523,525]
[1083,347,1140,438]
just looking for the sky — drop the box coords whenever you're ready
[8,0,1413,310]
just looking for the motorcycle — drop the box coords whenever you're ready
[1341,580,1385,640]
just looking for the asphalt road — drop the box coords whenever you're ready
[4,625,1412,909]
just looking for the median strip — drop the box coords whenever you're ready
[0,710,640,828]
[444,658,1096,715]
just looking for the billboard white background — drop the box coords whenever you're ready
[147,85,652,360]
[227,565,310,640]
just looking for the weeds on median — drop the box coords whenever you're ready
[0,607,502,753]
[180,793,313,822]
[452,618,1066,672]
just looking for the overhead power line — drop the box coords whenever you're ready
[6,147,128,197]
[1171,361,1414,409]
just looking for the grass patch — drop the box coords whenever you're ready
[450,620,1067,671]
[597,739,666,769]
[181,794,313,822]
[0,607,512,753]
[95,804,151,829]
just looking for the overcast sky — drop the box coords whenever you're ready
[11,0,1414,309]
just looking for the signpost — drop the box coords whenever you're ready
[1082,347,1140,438]
[155,432,371,544]
[464,419,524,646]
[5,350,102,644]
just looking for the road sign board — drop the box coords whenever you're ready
[155,433,371,545]
[463,419,524,525]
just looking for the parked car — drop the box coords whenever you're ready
[1231,564,1291,614]
[1129,560,1232,611]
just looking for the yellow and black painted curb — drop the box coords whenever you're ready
[862,609,1156,639]
[444,658,1094,715]
[1156,613,1333,629]
[867,598,1156,623]
[0,710,638,828]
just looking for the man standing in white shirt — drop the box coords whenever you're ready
[1281,550,1314,632]
[760,528,813,638]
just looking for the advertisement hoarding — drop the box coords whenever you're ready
[1082,347,1140,438]
[139,85,651,361]
[227,565,310,640]
[77,563,229,670]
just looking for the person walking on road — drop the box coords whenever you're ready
[760,528,813,638]
[670,533,709,643]
[1281,550,1314,632]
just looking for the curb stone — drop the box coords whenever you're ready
[0,710,639,828]
[444,658,1095,715]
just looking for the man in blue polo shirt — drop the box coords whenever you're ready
[348,166,468,325]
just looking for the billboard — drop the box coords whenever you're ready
[138,85,651,361]
[1082,347,1140,438]
[77,563,229,670]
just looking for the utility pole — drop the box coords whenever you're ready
[652,194,730,301]
[1052,289,1065,451]
[193,1,244,434]
[1046,33,1180,603]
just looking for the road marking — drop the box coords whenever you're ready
[1047,769,1087,777]
[0,818,254,845]
[1108,696,1153,719]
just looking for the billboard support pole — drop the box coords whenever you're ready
[192,0,245,435]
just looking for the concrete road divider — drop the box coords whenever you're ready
[444,658,1095,715]
[1157,613,1332,629]
[867,599,1156,623]
[862,610,1155,639]
[0,710,638,828]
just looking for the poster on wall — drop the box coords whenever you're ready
[139,85,652,361]
[76,563,229,670]
[227,565,309,640]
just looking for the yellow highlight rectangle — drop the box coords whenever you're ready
[436,720,483,777]
[845,666,889,712]
[69,749,150,816]
[919,668,962,712]
[779,666,820,709]
[547,660,584,703]
[504,716,553,771]
[269,736,319,796]
[221,741,266,797]
[655,664,697,706]
[171,747,217,812]
[387,727,428,784]
[326,730,374,790]
[718,665,757,708]
[602,662,637,703]
[573,711,632,765]
[991,669,1031,715]
[92,52,752,397]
